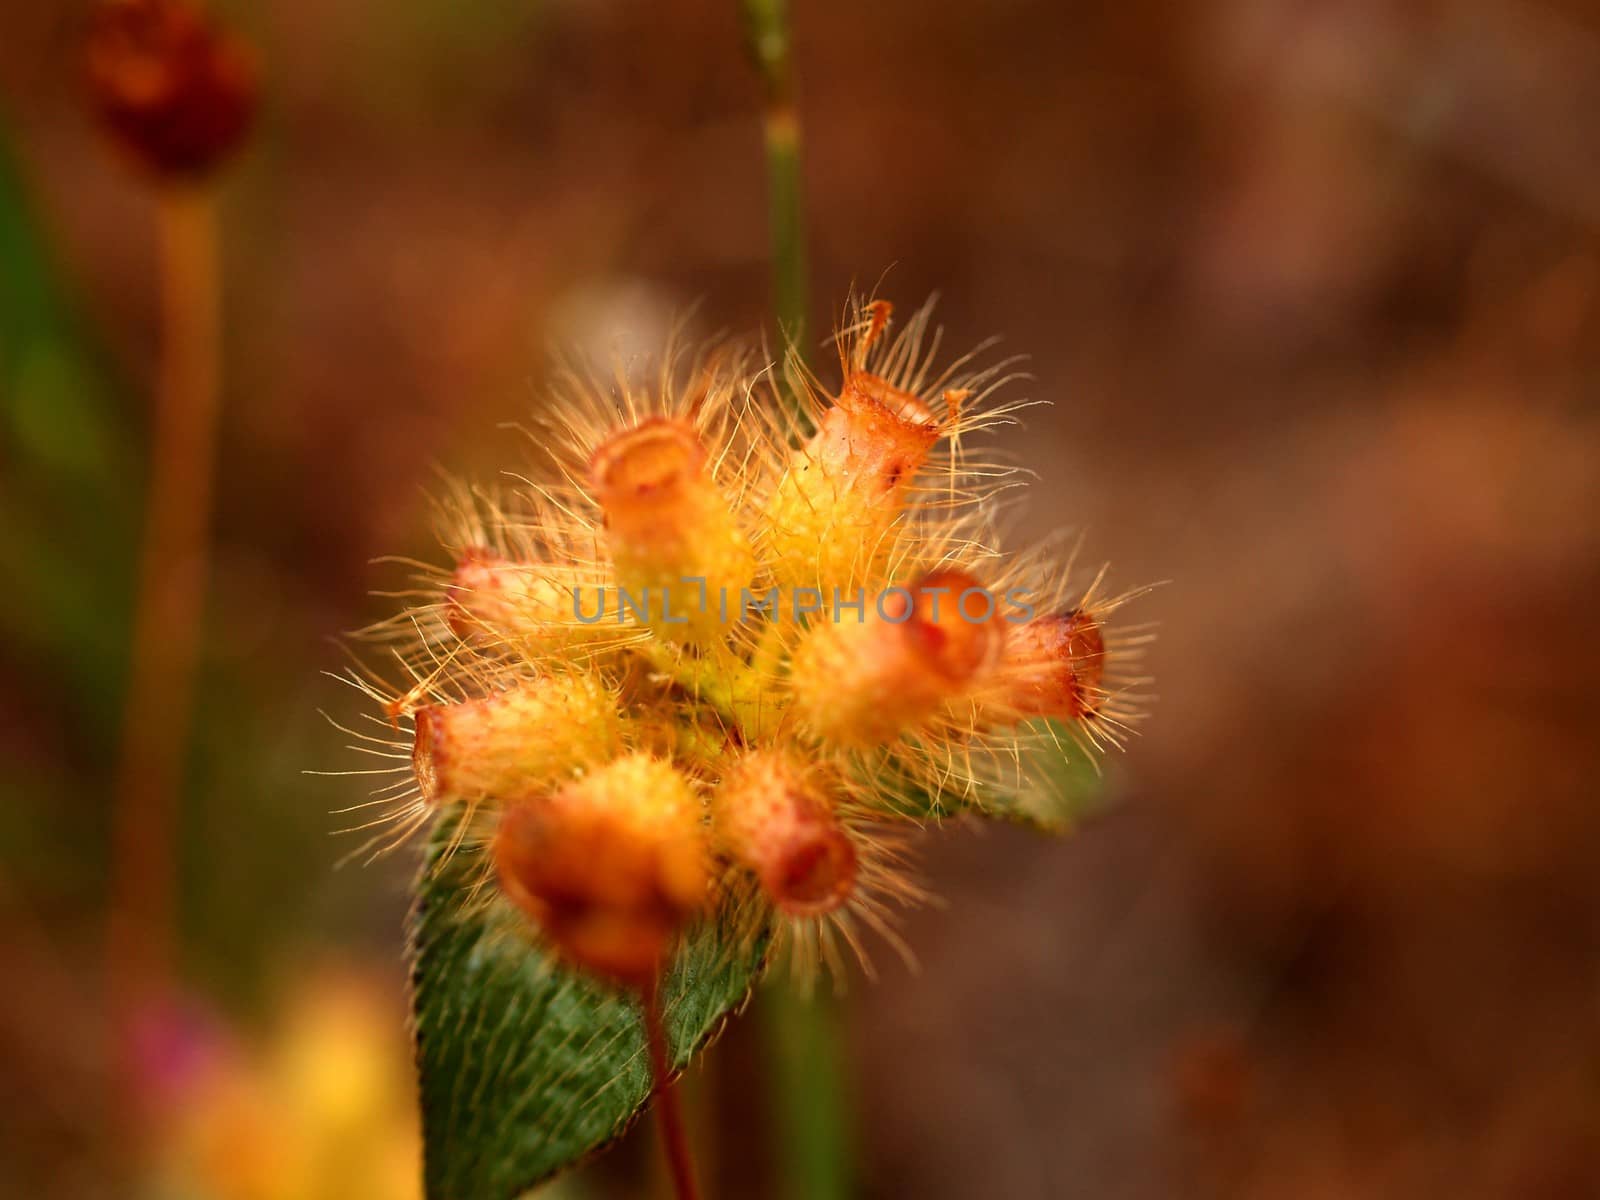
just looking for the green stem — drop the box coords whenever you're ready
[761,984,853,1200]
[763,106,808,358]
[740,0,810,419]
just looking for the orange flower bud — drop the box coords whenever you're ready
[491,755,709,986]
[444,548,616,653]
[765,383,940,588]
[818,376,940,480]
[444,547,521,638]
[713,752,857,916]
[589,418,752,642]
[839,368,938,427]
[790,568,1004,747]
[85,0,256,180]
[984,609,1106,723]
[411,676,621,808]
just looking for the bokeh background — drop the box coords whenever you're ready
[3,1,1598,1197]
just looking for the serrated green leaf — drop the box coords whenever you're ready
[409,812,769,1199]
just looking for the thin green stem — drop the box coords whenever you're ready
[761,983,853,1200]
[763,105,808,358]
[740,0,810,412]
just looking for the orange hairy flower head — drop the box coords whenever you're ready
[808,381,940,493]
[590,416,707,517]
[339,294,1150,986]
[443,547,522,640]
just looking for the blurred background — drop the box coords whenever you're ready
[2,0,1598,1196]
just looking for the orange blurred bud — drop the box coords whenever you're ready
[444,547,522,640]
[589,417,708,531]
[85,0,256,180]
[766,379,940,587]
[791,568,1005,747]
[714,752,858,916]
[989,609,1106,722]
[492,755,708,986]
[588,418,751,642]
[444,548,615,652]
[411,676,621,808]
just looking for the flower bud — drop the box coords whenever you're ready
[589,418,752,642]
[790,568,1004,747]
[444,548,617,654]
[839,368,938,425]
[85,0,256,180]
[492,755,709,985]
[765,382,940,588]
[444,547,521,638]
[983,608,1106,723]
[713,752,857,916]
[411,675,621,808]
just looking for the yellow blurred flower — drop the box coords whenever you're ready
[146,970,421,1200]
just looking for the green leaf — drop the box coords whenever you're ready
[409,811,769,1199]
[879,719,1111,831]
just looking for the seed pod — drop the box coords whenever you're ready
[765,382,940,588]
[411,675,621,808]
[790,568,1004,747]
[492,755,709,986]
[984,608,1106,723]
[85,0,256,180]
[713,751,857,916]
[589,417,752,642]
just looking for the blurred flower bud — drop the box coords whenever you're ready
[85,0,257,181]
[713,751,857,916]
[492,755,709,986]
[444,547,615,652]
[411,676,621,809]
[766,374,940,588]
[989,608,1106,722]
[589,417,752,643]
[791,567,1004,747]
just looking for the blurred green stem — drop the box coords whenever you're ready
[761,984,853,1200]
[762,108,807,356]
[740,0,809,399]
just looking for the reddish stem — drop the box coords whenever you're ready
[642,972,702,1200]
[106,186,220,1140]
